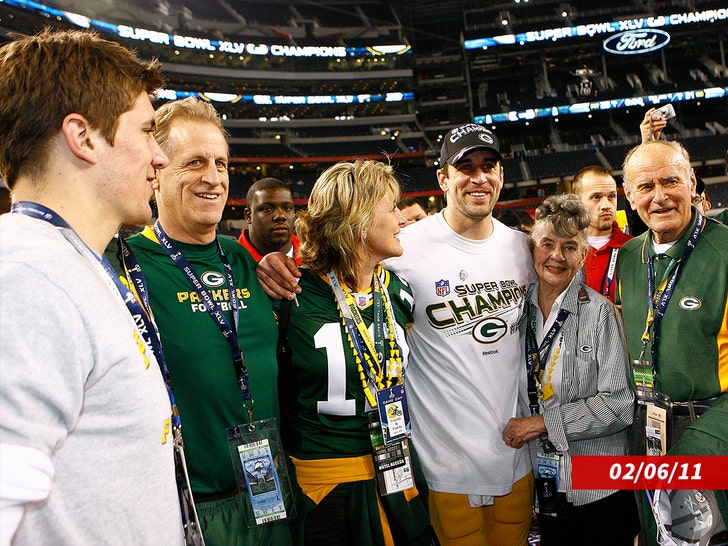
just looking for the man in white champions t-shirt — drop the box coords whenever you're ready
[384,125,536,546]
[257,123,537,545]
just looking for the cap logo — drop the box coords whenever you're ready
[449,124,492,143]
[441,123,500,166]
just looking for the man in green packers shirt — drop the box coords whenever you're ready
[124,97,291,546]
[615,139,728,546]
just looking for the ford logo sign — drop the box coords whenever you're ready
[603,29,670,55]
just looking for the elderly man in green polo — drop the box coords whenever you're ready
[615,139,728,546]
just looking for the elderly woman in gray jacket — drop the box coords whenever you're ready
[502,194,639,546]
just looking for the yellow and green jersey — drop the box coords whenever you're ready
[278,267,414,460]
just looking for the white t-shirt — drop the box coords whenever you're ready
[588,234,611,250]
[653,239,677,254]
[385,212,537,496]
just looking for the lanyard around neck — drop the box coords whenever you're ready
[639,213,704,368]
[12,202,183,431]
[12,201,102,264]
[150,222,255,418]
[525,295,569,415]
[12,202,138,313]
[326,269,403,408]
[117,236,182,432]
[599,247,620,298]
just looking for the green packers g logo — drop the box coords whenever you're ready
[472,317,508,344]
[678,296,701,310]
[201,271,225,287]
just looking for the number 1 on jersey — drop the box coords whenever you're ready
[315,323,357,416]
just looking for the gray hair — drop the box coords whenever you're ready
[530,194,590,252]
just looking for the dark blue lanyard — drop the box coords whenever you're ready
[644,213,704,367]
[599,247,619,299]
[11,202,71,228]
[11,202,137,308]
[525,299,569,415]
[328,272,388,382]
[151,222,252,405]
[11,202,183,429]
[117,237,182,430]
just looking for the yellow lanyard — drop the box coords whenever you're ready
[326,268,403,407]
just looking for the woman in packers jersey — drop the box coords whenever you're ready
[278,159,435,545]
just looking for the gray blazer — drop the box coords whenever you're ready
[522,279,634,506]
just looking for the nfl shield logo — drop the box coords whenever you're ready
[435,279,450,297]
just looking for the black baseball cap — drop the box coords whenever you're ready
[439,124,502,166]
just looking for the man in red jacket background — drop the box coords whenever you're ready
[572,165,632,302]
[238,177,301,264]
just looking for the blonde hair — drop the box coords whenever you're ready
[297,159,401,287]
[154,97,228,156]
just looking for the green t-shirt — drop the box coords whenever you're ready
[126,230,279,495]
[279,267,414,460]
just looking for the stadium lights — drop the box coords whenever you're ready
[3,0,412,59]
[473,86,728,125]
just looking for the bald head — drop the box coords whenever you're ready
[623,141,696,244]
